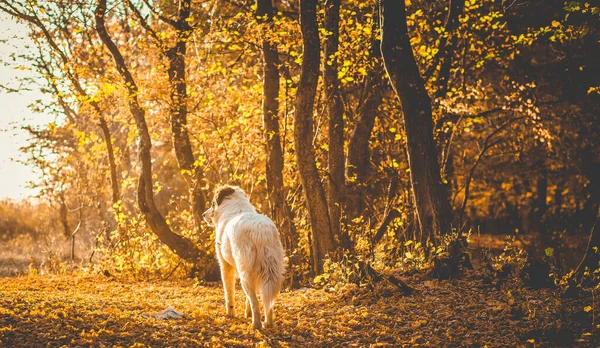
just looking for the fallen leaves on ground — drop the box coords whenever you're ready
[0,272,597,347]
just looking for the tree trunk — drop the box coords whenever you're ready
[256,0,298,254]
[574,207,600,280]
[435,0,465,98]
[380,0,453,242]
[58,192,70,239]
[345,76,382,222]
[294,0,335,273]
[95,0,203,262]
[164,0,209,235]
[346,20,384,224]
[581,155,600,232]
[323,0,347,251]
[535,166,548,236]
[98,117,121,209]
[71,220,82,262]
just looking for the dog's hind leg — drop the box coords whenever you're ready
[220,262,236,317]
[240,274,262,329]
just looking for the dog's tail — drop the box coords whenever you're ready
[260,244,285,315]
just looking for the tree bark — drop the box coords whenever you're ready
[581,154,600,232]
[164,0,209,234]
[323,0,346,251]
[58,192,70,239]
[535,166,548,236]
[435,0,465,98]
[71,220,82,262]
[96,0,203,262]
[346,21,385,223]
[294,0,335,273]
[126,0,209,238]
[574,207,600,280]
[380,0,453,242]
[345,78,382,222]
[98,117,121,207]
[256,0,298,254]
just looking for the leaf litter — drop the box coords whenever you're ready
[0,271,597,347]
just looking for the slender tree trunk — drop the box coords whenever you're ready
[582,155,600,231]
[256,0,298,254]
[380,0,453,242]
[295,0,334,273]
[71,220,82,262]
[535,166,548,236]
[436,0,465,98]
[345,78,382,222]
[574,207,600,280]
[164,0,208,234]
[98,117,121,208]
[323,0,346,251]
[346,20,384,224]
[96,0,203,262]
[58,192,70,239]
[431,0,465,202]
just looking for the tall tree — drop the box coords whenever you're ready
[323,0,346,250]
[429,0,465,99]
[95,0,204,264]
[126,0,209,237]
[294,0,335,273]
[256,0,298,253]
[346,17,385,224]
[380,0,453,242]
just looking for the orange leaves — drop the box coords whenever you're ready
[411,318,428,329]
[1,273,599,346]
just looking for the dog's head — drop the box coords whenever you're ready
[202,185,246,226]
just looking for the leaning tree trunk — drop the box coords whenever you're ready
[96,0,203,262]
[294,0,335,273]
[256,0,298,254]
[380,0,453,242]
[323,0,347,251]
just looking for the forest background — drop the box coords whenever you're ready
[0,0,597,278]
[0,0,599,345]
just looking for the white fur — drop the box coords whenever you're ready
[203,186,285,329]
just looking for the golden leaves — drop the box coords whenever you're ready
[0,273,598,346]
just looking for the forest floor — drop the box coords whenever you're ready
[0,271,598,347]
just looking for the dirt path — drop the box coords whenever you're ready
[0,273,597,347]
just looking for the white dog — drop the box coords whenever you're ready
[203,185,285,329]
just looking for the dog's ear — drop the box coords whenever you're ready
[214,186,236,206]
